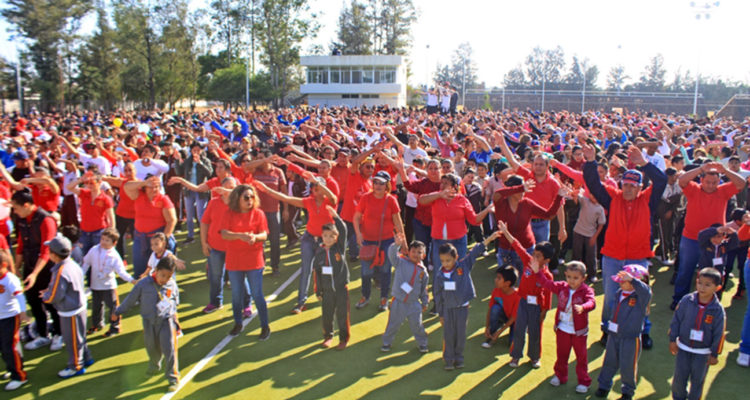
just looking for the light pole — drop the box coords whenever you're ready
[425,44,430,88]
[690,1,720,116]
[16,48,23,114]
[541,69,546,112]
[461,60,466,107]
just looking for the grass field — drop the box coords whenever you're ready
[7,229,749,400]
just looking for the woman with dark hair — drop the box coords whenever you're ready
[419,173,495,271]
[219,184,270,339]
[103,160,138,261]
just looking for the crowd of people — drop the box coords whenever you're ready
[0,104,748,399]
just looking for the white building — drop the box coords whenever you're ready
[300,55,406,108]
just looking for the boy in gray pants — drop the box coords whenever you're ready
[381,234,429,353]
[114,255,180,392]
[42,235,94,379]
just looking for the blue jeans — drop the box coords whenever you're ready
[184,191,207,239]
[674,237,700,303]
[297,231,318,306]
[413,219,433,265]
[531,219,550,243]
[601,256,649,329]
[431,236,468,273]
[344,221,359,258]
[132,228,176,278]
[740,260,750,355]
[207,249,227,307]
[360,238,395,300]
[497,245,534,281]
[80,228,103,255]
[265,211,281,270]
[228,269,267,327]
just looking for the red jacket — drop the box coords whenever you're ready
[512,239,553,311]
[600,185,654,260]
[537,272,596,336]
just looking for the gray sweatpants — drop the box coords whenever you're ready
[671,349,709,400]
[383,300,427,348]
[143,317,179,384]
[91,289,120,332]
[60,311,92,371]
[510,299,542,361]
[597,335,641,396]
[442,306,469,365]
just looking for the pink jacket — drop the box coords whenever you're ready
[537,272,596,336]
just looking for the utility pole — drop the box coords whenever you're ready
[16,51,23,114]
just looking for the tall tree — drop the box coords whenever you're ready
[209,0,253,66]
[606,65,629,92]
[154,0,199,109]
[76,4,122,109]
[524,46,566,88]
[434,42,479,92]
[256,0,319,107]
[565,56,599,90]
[2,0,93,111]
[503,65,527,89]
[638,54,667,91]
[113,0,161,107]
[331,0,372,55]
[378,0,416,55]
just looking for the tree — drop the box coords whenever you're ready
[606,65,629,92]
[433,42,479,92]
[503,66,527,89]
[113,0,161,107]
[256,0,319,108]
[2,0,93,111]
[206,64,274,105]
[377,0,417,55]
[564,56,599,90]
[0,57,18,99]
[331,1,372,55]
[668,68,694,92]
[638,54,667,91]
[76,4,122,109]
[524,46,566,88]
[209,0,255,66]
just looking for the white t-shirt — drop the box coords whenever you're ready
[0,272,26,320]
[557,289,576,334]
[133,158,169,180]
[405,171,418,208]
[148,249,174,274]
[82,244,134,290]
[79,152,112,175]
[403,147,427,165]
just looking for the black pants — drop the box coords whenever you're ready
[91,289,120,332]
[404,206,416,243]
[116,215,135,262]
[0,315,26,381]
[321,287,350,342]
[24,261,60,338]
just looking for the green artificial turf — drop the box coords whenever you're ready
[7,230,749,399]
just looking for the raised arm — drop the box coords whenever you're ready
[253,180,305,208]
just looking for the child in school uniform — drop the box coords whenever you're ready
[497,220,554,369]
[434,230,500,370]
[114,255,180,392]
[697,224,736,299]
[669,267,726,400]
[81,228,135,337]
[41,235,94,379]
[142,233,185,278]
[482,264,519,348]
[313,207,350,350]
[532,260,596,394]
[595,265,652,400]
[0,251,28,391]
[381,234,429,354]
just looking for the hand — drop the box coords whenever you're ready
[669,342,678,356]
[708,356,718,366]
[201,243,211,257]
[588,237,597,248]
[558,229,567,244]
[522,179,536,192]
[167,176,184,186]
[484,230,500,246]
[175,259,186,271]
[23,273,38,291]
[244,233,256,244]
[628,146,647,167]
[573,304,584,314]
[439,188,457,201]
[496,220,508,233]
[529,257,540,273]
[615,270,632,282]
[325,205,339,220]
[394,232,407,248]
[439,317,444,326]
[581,142,596,161]
[356,233,363,247]
[558,184,572,198]
[282,209,290,222]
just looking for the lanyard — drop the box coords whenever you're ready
[612,291,632,323]
[151,274,165,302]
[692,303,707,345]
[403,263,420,302]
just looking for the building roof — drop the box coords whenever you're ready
[301,55,404,67]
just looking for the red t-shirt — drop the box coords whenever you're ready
[356,192,400,241]
[331,164,350,198]
[253,168,286,213]
[220,207,268,270]
[31,184,59,213]
[517,166,560,212]
[429,195,480,240]
[302,196,335,237]
[0,234,8,250]
[374,164,398,189]
[205,177,222,198]
[134,192,174,233]
[201,197,229,251]
[78,188,114,232]
[489,287,520,321]
[115,179,136,219]
[682,181,738,240]
[341,171,372,222]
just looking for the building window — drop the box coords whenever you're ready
[341,67,351,84]
[362,94,379,99]
[362,67,374,84]
[351,68,362,84]
[382,68,396,83]
[330,68,340,83]
[306,67,328,84]
[342,94,360,99]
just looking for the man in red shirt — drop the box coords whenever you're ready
[671,161,745,309]
[340,144,381,259]
[66,171,115,254]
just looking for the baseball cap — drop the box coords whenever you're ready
[373,170,391,183]
[45,235,72,257]
[611,264,649,283]
[12,150,29,160]
[621,170,642,186]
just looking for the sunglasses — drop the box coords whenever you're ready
[242,194,253,201]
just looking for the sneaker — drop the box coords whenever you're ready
[1,372,10,379]
[617,395,633,400]
[429,304,438,316]
[575,384,589,394]
[202,304,222,314]
[291,304,307,314]
[336,341,348,351]
[589,276,599,284]
[104,329,119,338]
[176,329,184,339]
[455,362,464,369]
[87,326,102,335]
[322,338,333,348]
[259,326,271,341]
[482,251,490,257]
[531,359,541,369]
[418,345,429,353]
[378,298,388,312]
[243,306,254,318]
[594,388,609,398]
[4,380,27,391]
[183,237,195,245]
[481,339,492,349]
[380,344,391,352]
[24,336,50,351]
[549,376,561,386]
[355,297,369,309]
[738,352,750,367]
[167,383,179,392]
[58,367,85,379]
[229,323,243,337]
[509,358,519,368]
[444,363,455,371]
[641,333,653,350]
[84,358,95,368]
[50,335,64,351]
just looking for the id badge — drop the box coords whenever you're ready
[690,329,704,342]
[607,321,619,333]
[526,295,538,305]
[401,282,413,294]
[322,266,333,275]
[444,281,456,291]
[712,257,723,266]
[156,299,171,315]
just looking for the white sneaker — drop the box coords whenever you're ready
[1,372,9,379]
[24,336,50,351]
[738,352,750,367]
[481,341,492,349]
[58,367,84,379]
[4,380,27,391]
[50,335,64,351]
[575,384,589,393]
[509,358,519,368]
[549,376,561,386]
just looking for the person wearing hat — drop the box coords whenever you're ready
[671,160,746,310]
[58,135,112,176]
[353,170,404,311]
[582,144,666,350]
[41,234,93,378]
[9,150,31,182]
[382,127,427,166]
[657,167,683,265]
